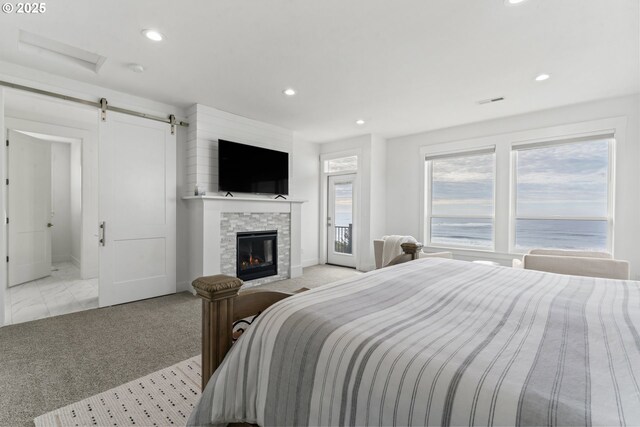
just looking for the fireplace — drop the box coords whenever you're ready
[236,231,278,281]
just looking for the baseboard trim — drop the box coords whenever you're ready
[302,258,319,268]
[176,281,191,293]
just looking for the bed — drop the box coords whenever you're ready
[188,254,640,426]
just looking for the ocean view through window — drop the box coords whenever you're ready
[423,134,613,253]
[513,137,612,252]
[426,149,495,249]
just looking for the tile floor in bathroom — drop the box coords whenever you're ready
[3,262,98,325]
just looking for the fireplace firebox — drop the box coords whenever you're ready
[236,231,278,281]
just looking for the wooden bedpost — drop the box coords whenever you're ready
[192,275,243,391]
[401,242,424,260]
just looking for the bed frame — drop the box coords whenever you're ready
[191,242,423,390]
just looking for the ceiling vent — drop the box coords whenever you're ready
[18,30,106,73]
[478,97,505,105]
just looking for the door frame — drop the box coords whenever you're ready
[319,149,361,268]
[2,117,99,282]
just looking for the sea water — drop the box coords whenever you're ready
[430,218,607,251]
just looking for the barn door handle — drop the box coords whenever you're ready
[99,221,106,246]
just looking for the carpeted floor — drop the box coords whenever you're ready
[0,264,359,427]
[34,356,202,427]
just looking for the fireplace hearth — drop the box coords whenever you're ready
[236,231,278,281]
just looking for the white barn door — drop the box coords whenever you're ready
[99,112,176,307]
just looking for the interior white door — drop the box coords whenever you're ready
[99,112,176,307]
[7,130,52,286]
[327,174,356,267]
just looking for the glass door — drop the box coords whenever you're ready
[327,174,356,267]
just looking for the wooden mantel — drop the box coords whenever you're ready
[182,195,306,204]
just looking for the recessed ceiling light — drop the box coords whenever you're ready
[355,119,365,125]
[128,63,145,73]
[283,88,296,96]
[142,29,164,42]
[505,0,528,4]
[535,73,551,81]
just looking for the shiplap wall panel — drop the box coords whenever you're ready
[185,104,294,195]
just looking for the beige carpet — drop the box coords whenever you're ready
[34,356,201,427]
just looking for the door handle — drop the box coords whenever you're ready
[47,223,53,228]
[99,221,106,246]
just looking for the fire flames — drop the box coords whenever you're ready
[241,254,265,270]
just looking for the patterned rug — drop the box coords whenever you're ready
[34,356,201,427]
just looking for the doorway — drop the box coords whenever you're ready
[327,174,356,267]
[4,129,97,324]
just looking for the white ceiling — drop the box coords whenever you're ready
[0,0,638,141]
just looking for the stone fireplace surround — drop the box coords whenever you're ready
[221,213,289,285]
[184,196,305,288]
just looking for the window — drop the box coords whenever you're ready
[324,155,357,173]
[512,136,612,252]
[425,148,495,249]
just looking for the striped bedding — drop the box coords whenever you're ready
[188,258,640,426]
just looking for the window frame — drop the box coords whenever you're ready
[509,136,615,254]
[424,146,497,251]
[324,154,358,174]
[418,116,624,261]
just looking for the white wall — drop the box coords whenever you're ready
[385,94,640,278]
[70,140,81,268]
[50,142,71,263]
[176,125,190,291]
[370,135,387,244]
[292,134,320,267]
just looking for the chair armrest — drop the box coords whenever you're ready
[373,239,385,269]
[382,242,425,267]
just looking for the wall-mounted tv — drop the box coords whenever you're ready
[218,139,289,195]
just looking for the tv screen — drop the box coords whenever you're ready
[218,140,289,195]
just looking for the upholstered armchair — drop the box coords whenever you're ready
[373,237,452,269]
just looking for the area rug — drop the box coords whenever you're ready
[34,356,201,426]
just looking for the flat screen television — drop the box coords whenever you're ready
[218,139,289,195]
